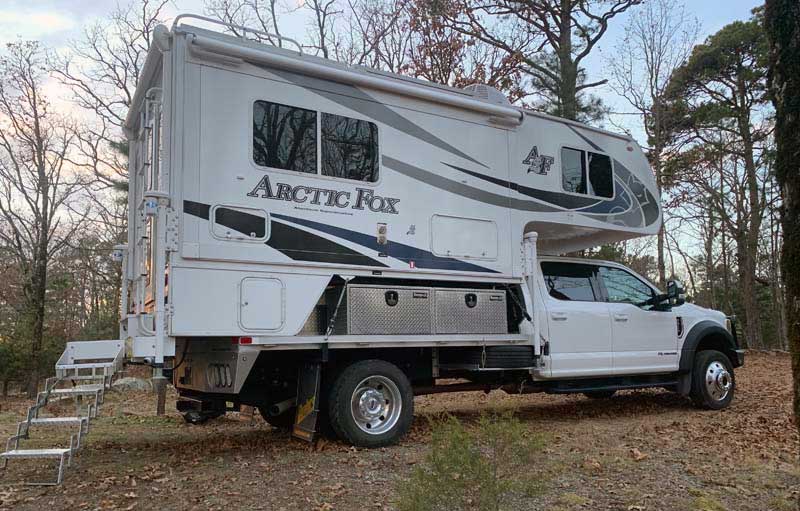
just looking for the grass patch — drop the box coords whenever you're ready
[692,495,727,511]
[556,492,591,507]
[768,494,798,511]
[396,412,546,511]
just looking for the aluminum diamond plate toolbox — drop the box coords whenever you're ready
[333,285,434,335]
[434,289,507,334]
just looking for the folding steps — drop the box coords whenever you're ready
[1,340,124,485]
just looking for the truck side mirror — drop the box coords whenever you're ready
[666,280,685,306]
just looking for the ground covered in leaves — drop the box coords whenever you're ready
[0,351,797,510]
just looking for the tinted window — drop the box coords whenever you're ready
[598,267,653,306]
[253,101,317,173]
[541,262,597,301]
[588,152,613,198]
[322,113,379,182]
[213,206,266,240]
[561,147,586,194]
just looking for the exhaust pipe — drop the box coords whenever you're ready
[268,397,296,416]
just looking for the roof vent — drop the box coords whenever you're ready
[462,84,511,106]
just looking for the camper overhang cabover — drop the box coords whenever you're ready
[12,15,738,458]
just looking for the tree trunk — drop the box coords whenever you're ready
[704,206,716,309]
[558,0,578,121]
[736,235,762,349]
[652,150,666,288]
[765,0,800,439]
[26,261,47,398]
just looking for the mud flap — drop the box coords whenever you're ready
[292,362,322,442]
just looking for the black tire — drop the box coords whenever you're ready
[328,360,413,448]
[690,350,735,410]
[257,406,296,430]
[583,390,616,400]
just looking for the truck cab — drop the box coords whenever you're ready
[536,256,743,407]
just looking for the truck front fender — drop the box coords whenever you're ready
[678,320,742,374]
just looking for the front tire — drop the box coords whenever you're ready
[328,360,413,448]
[690,350,735,410]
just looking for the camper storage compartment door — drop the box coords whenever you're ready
[337,285,433,335]
[434,289,507,334]
[239,277,284,331]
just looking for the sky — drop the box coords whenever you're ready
[0,0,764,143]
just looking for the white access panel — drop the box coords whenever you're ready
[239,277,284,331]
[430,214,499,260]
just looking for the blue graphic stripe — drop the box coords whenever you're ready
[271,213,499,273]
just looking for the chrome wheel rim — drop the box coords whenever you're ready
[705,361,733,401]
[350,376,402,435]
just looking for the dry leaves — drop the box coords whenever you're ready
[630,448,649,461]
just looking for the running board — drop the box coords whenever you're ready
[544,374,678,394]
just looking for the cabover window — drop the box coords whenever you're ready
[322,113,379,182]
[253,101,317,173]
[560,147,614,198]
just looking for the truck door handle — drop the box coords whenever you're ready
[550,312,568,321]
[613,314,629,322]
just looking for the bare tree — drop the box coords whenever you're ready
[332,0,409,69]
[401,1,528,102]
[205,0,286,46]
[52,0,168,189]
[0,42,87,396]
[436,0,641,121]
[608,0,700,287]
[301,0,342,59]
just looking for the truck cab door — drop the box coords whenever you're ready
[540,262,614,378]
[596,266,679,375]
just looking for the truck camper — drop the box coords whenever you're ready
[1,15,743,484]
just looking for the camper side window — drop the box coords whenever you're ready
[588,152,613,198]
[560,147,613,199]
[321,113,379,182]
[561,147,586,194]
[253,101,317,174]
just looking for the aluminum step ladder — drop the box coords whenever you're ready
[1,340,124,485]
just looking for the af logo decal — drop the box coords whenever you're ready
[523,146,554,175]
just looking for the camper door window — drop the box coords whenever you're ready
[253,101,317,174]
[560,147,614,199]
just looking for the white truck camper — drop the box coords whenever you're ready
[1,15,744,484]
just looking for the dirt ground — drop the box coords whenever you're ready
[0,351,797,511]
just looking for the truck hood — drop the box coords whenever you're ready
[674,302,727,327]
